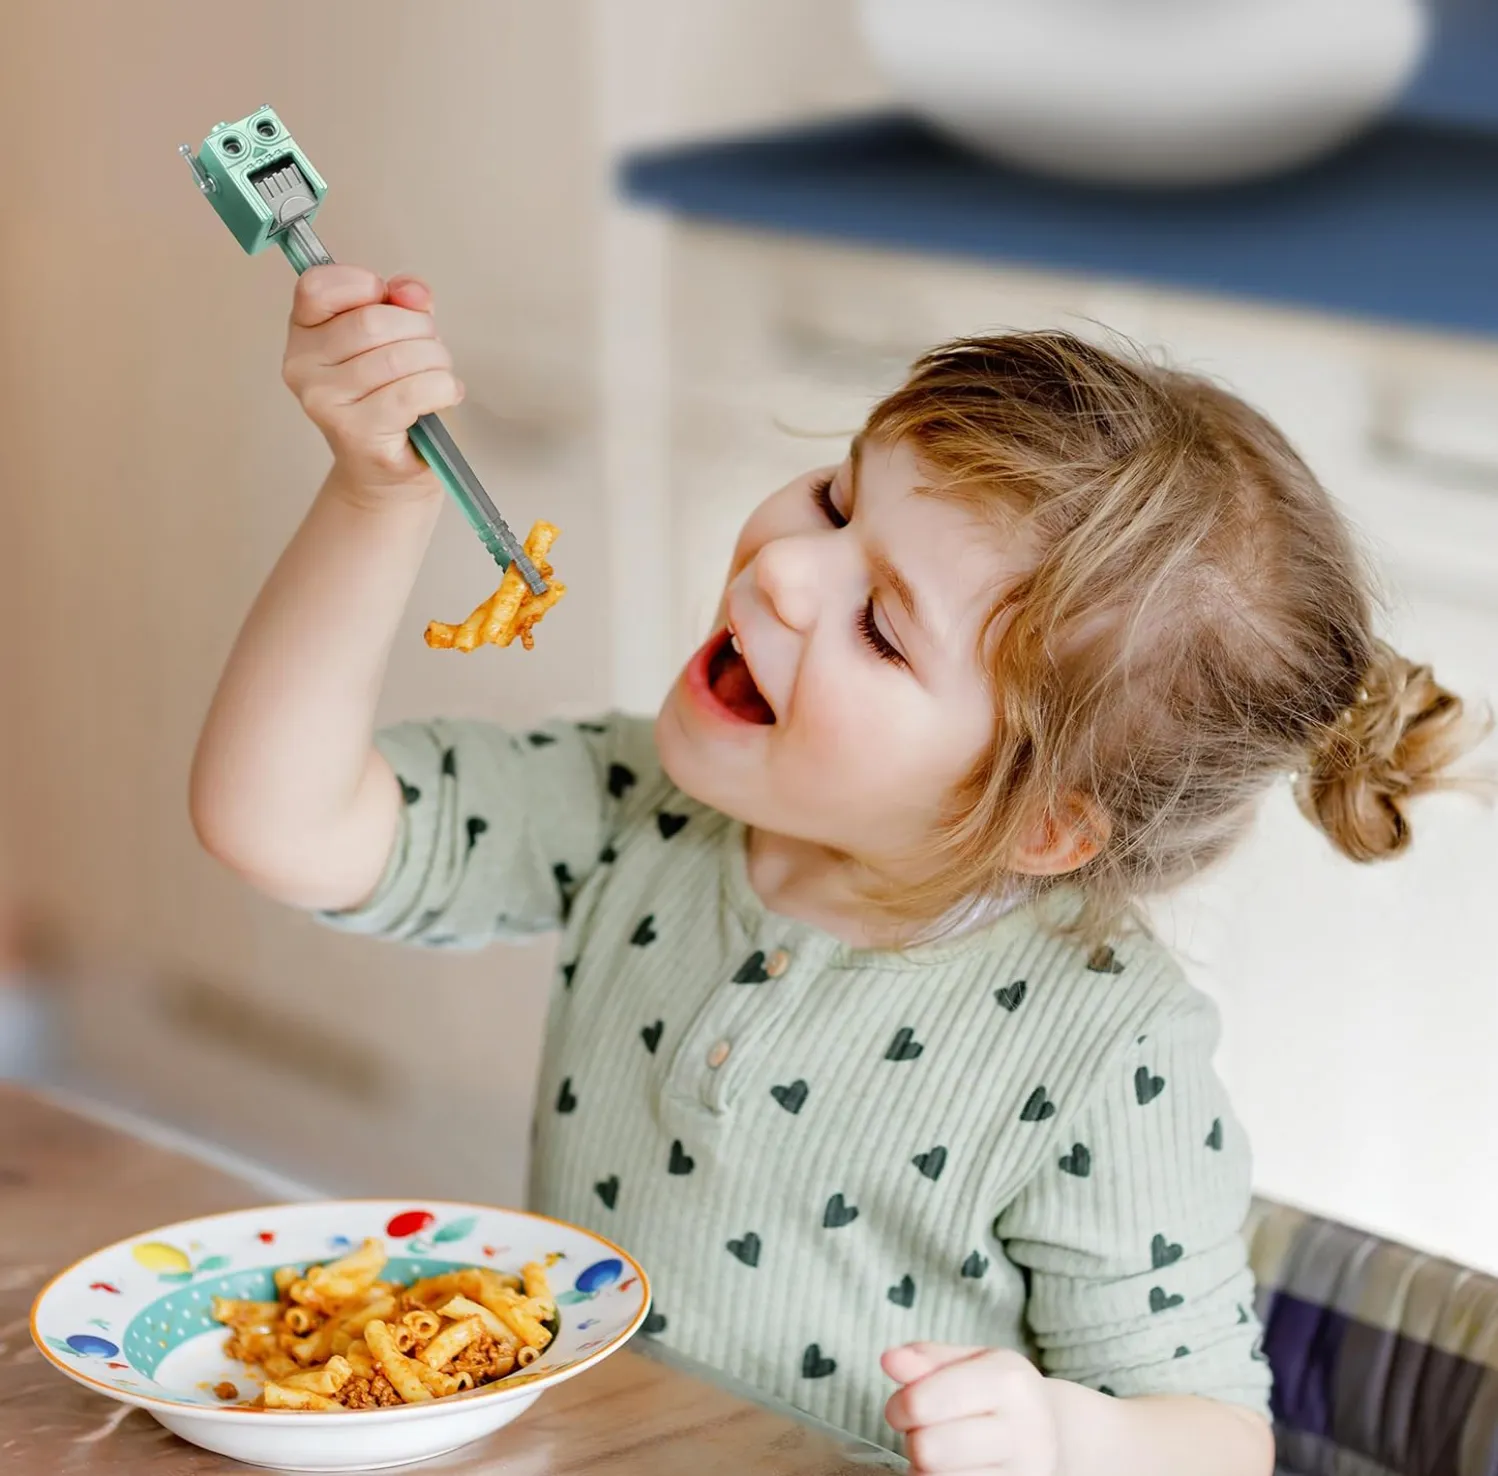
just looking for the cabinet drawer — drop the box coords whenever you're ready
[1139,295,1498,600]
[668,225,1138,400]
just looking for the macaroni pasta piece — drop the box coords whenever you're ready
[212,1238,556,1410]
[425,522,567,653]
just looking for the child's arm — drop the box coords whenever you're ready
[1047,1380,1272,1476]
[886,989,1276,1475]
[190,265,458,912]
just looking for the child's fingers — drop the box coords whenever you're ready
[384,274,434,312]
[348,366,463,424]
[310,336,455,408]
[334,369,464,477]
[882,1342,987,1386]
[885,1348,1033,1432]
[905,1412,1008,1473]
[299,303,437,370]
[290,264,386,328]
[279,264,458,490]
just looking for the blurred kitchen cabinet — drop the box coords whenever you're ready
[609,223,1498,1269]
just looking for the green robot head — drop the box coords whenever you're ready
[181,105,327,256]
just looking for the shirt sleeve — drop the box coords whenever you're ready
[316,710,662,949]
[994,989,1272,1414]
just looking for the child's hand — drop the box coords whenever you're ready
[883,1343,1060,1475]
[281,264,463,497]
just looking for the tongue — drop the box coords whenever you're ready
[711,646,775,724]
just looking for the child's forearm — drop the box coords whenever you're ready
[190,466,443,909]
[1048,1381,1275,1476]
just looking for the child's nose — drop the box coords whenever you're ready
[753,535,822,633]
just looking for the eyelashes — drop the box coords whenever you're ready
[810,475,905,668]
[859,598,904,666]
[810,475,846,529]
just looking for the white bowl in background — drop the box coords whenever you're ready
[857,0,1429,187]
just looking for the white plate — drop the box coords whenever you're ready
[31,1199,650,1471]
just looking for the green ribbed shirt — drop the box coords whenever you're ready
[323,712,1271,1451]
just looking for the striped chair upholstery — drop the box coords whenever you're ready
[1246,1197,1498,1476]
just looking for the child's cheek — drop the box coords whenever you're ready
[737,476,825,560]
[799,656,880,759]
[726,511,769,587]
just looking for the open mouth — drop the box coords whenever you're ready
[706,628,776,725]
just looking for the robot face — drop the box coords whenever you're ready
[212,128,249,163]
[248,112,283,145]
[189,107,325,256]
[210,110,285,168]
[252,159,319,227]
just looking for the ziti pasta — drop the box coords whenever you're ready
[425,521,566,653]
[212,1237,556,1410]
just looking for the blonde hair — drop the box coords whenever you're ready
[864,332,1487,938]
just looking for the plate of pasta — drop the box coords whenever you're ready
[30,1200,650,1471]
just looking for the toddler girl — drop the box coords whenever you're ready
[192,266,1479,1475]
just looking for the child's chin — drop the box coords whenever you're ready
[653,701,755,820]
[654,699,713,794]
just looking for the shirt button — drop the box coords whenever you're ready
[706,1040,732,1069]
[764,949,791,978]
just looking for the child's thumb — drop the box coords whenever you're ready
[385,274,434,312]
[881,1342,986,1386]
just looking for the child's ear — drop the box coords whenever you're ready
[1008,794,1109,877]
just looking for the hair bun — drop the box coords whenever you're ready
[1295,641,1481,862]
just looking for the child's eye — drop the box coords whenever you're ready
[810,475,848,529]
[859,598,906,667]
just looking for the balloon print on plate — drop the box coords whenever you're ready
[385,1208,479,1253]
[131,1241,231,1284]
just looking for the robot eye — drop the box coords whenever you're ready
[218,132,247,159]
[253,116,279,141]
